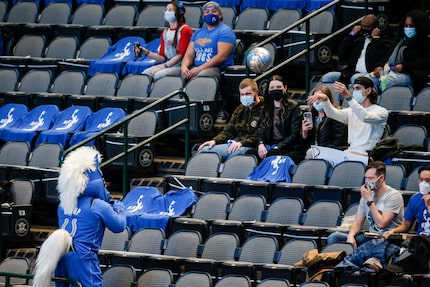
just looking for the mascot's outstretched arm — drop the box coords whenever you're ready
[32,146,126,287]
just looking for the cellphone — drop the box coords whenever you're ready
[303,112,312,121]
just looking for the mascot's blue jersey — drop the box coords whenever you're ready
[57,196,126,255]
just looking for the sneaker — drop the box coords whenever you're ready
[215,110,229,124]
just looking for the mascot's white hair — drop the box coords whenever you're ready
[33,146,102,287]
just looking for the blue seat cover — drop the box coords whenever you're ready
[121,38,160,75]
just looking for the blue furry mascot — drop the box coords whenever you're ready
[33,146,127,287]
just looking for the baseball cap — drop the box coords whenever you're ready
[203,1,221,12]
[354,77,374,89]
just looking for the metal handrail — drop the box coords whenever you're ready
[61,89,190,196]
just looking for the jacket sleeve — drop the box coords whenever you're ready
[212,105,242,144]
[92,198,127,233]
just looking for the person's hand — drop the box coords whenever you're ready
[258,144,267,159]
[227,141,242,154]
[187,66,204,79]
[332,81,349,98]
[360,183,373,202]
[198,140,215,151]
[351,25,361,36]
[371,27,381,38]
[372,66,383,78]
[307,91,328,104]
[346,234,357,248]
[383,229,395,239]
[391,64,403,73]
[302,118,312,131]
[181,66,192,79]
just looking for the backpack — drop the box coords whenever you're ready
[369,136,404,161]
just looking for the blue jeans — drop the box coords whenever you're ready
[327,231,369,246]
[200,143,254,161]
[366,71,412,93]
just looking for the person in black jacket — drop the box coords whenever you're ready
[257,75,303,164]
[367,9,430,93]
[321,14,392,85]
[301,85,348,158]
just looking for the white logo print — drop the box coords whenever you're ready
[24,111,46,131]
[96,112,113,129]
[0,108,15,128]
[56,109,80,130]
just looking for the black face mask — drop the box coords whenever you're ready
[360,28,372,37]
[269,90,284,101]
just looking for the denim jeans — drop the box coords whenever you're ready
[327,231,369,246]
[200,143,254,161]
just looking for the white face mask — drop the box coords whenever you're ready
[366,175,382,191]
[240,95,254,107]
[420,181,430,195]
[164,11,176,23]
[352,89,366,103]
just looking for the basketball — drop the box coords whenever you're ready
[246,47,273,73]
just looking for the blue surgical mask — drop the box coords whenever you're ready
[164,11,176,23]
[352,90,366,103]
[204,13,220,25]
[240,95,254,107]
[404,27,416,38]
[313,101,324,112]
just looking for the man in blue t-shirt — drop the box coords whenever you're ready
[181,1,236,80]
[384,166,430,237]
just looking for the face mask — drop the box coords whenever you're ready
[361,28,372,37]
[366,175,382,191]
[269,90,284,101]
[352,89,366,103]
[313,101,324,112]
[204,13,220,25]
[240,95,254,107]
[404,27,416,38]
[164,11,176,23]
[420,181,430,195]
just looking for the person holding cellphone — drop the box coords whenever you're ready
[327,161,404,247]
[301,85,347,158]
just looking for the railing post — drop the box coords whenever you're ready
[122,124,129,198]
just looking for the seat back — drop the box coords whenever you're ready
[256,278,290,287]
[0,257,31,285]
[45,35,79,59]
[0,68,19,93]
[71,3,104,26]
[228,194,266,221]
[9,179,34,205]
[303,200,342,227]
[183,76,218,101]
[405,166,420,192]
[220,6,236,28]
[193,191,230,220]
[13,35,46,57]
[215,274,251,287]
[6,1,39,23]
[149,76,183,99]
[78,36,112,59]
[137,268,173,287]
[392,124,427,147]
[174,271,212,287]
[28,142,62,168]
[104,4,137,26]
[321,242,355,255]
[277,239,317,265]
[117,74,151,98]
[101,227,131,251]
[83,107,126,132]
[220,154,257,179]
[413,87,430,112]
[0,141,30,166]
[185,152,221,177]
[51,70,86,95]
[18,69,52,93]
[0,103,28,129]
[0,0,7,22]
[292,158,329,185]
[127,111,158,137]
[268,8,301,30]
[102,264,137,287]
[235,7,269,30]
[128,228,165,254]
[39,2,72,24]
[163,230,202,257]
[265,197,303,224]
[378,86,414,111]
[136,5,166,27]
[386,164,406,190]
[184,5,202,28]
[201,232,239,261]
[85,72,120,96]
[328,161,365,188]
[300,10,334,33]
[238,235,278,263]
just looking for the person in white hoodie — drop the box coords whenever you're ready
[307,76,388,156]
